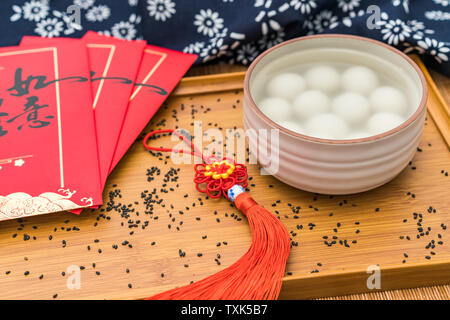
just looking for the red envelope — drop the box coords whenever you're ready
[21,34,146,187]
[0,43,102,221]
[110,47,197,171]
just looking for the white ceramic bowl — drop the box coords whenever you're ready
[243,34,427,195]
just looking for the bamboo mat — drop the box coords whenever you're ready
[187,64,450,300]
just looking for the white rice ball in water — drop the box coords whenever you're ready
[277,121,304,134]
[258,97,292,122]
[305,66,340,93]
[370,86,408,116]
[266,73,306,100]
[292,90,331,120]
[341,66,379,95]
[331,92,371,126]
[305,113,350,139]
[366,112,405,135]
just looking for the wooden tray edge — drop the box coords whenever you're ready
[279,258,450,299]
[172,71,246,96]
[411,54,450,149]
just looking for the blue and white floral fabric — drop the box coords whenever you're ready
[2,0,449,75]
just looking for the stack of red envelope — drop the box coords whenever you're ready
[0,31,197,221]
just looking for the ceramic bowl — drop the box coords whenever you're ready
[243,34,427,195]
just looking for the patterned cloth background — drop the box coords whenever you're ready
[1,0,449,75]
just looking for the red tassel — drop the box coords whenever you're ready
[143,129,291,300]
[147,192,291,300]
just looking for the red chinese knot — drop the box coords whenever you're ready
[194,158,248,198]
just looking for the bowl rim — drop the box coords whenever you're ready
[244,34,428,144]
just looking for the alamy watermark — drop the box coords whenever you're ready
[156,121,280,175]
[66,265,81,290]
[366,5,382,30]
[366,265,381,290]
[40,0,81,25]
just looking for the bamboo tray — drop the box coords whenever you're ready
[0,56,449,300]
